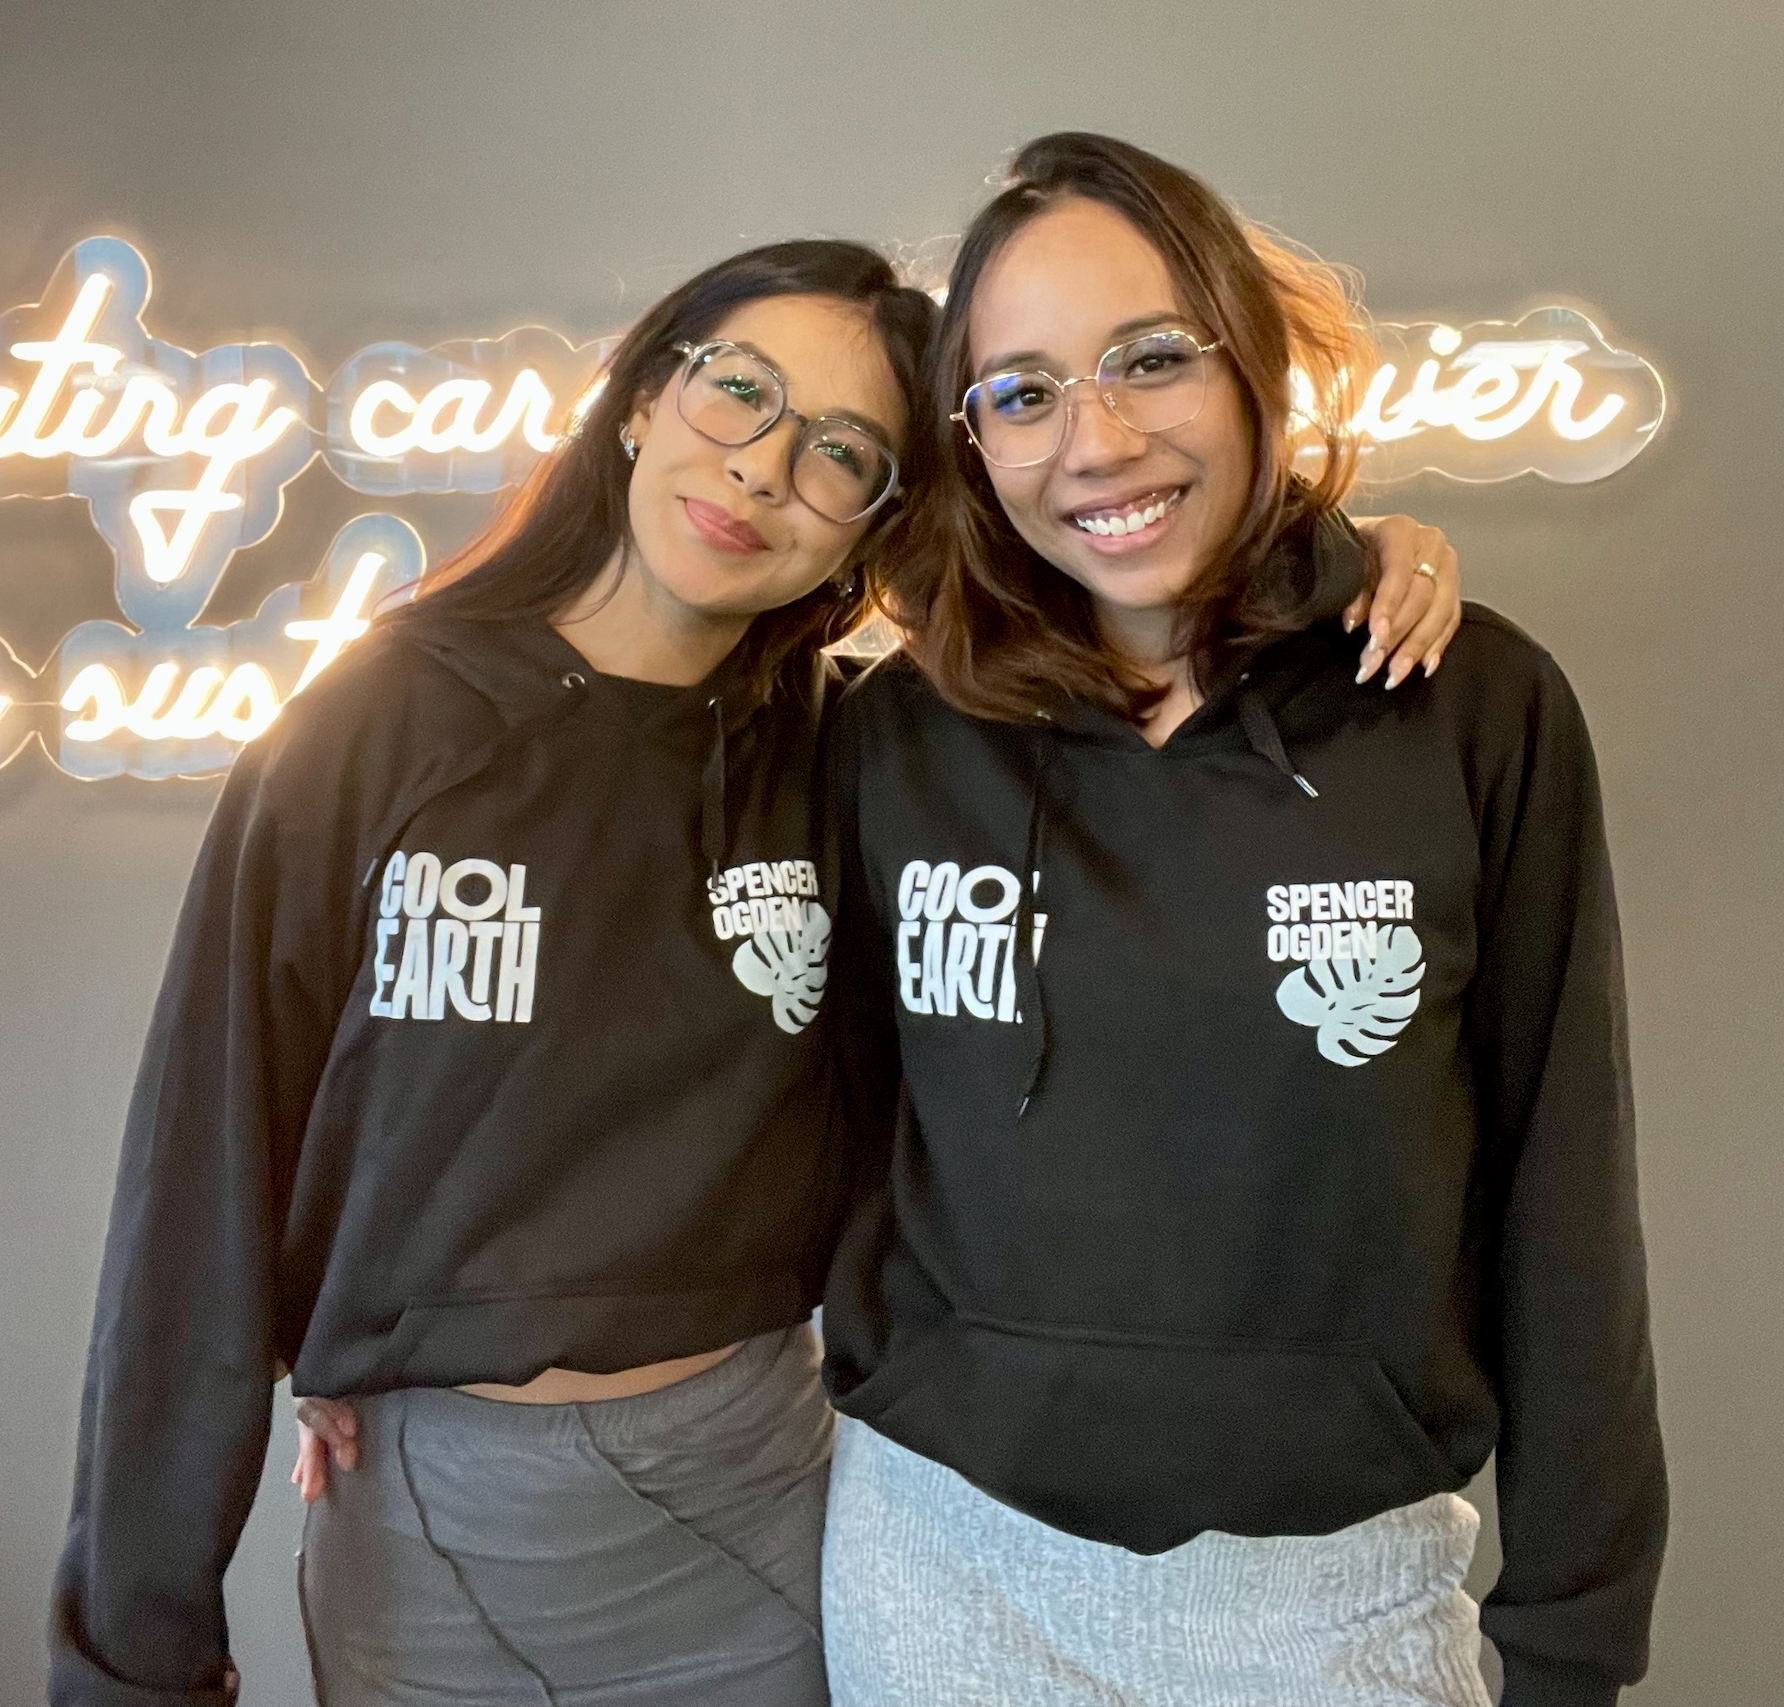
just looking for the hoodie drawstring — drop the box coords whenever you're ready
[1238,689,1319,799]
[701,695,727,881]
[1011,695,1310,1121]
[1015,724,1053,1119]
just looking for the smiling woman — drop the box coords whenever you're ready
[886,138,1381,745]
[818,132,1665,1707]
[415,252,929,699]
[49,240,938,1707]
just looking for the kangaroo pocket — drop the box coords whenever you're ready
[369,1269,814,1390]
[848,1313,1463,1556]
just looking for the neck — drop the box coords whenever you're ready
[553,546,751,687]
[1095,599,1202,749]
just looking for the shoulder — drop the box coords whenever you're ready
[1430,602,1585,722]
[275,618,501,748]
[838,646,957,724]
[1417,603,1598,803]
[233,620,506,823]
[833,646,991,761]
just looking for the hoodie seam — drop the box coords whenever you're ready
[950,1306,1377,1356]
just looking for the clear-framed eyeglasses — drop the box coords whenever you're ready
[953,329,1225,469]
[672,340,901,525]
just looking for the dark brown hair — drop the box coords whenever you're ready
[394,240,939,707]
[879,131,1371,722]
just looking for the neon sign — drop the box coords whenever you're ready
[0,237,1668,782]
[326,328,615,496]
[1293,308,1666,485]
[1,239,316,625]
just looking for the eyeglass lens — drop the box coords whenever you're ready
[678,343,896,523]
[964,331,1215,468]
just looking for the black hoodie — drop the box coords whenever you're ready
[52,611,847,1707]
[822,519,1666,1707]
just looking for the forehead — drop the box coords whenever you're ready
[710,293,905,437]
[969,197,1184,365]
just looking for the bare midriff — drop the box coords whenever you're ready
[457,1342,742,1404]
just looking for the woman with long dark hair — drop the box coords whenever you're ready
[52,225,1460,1705]
[819,134,1665,1707]
[52,240,929,1707]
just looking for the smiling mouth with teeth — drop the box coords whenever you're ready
[1070,485,1187,537]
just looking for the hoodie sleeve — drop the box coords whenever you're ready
[49,722,361,1707]
[1465,648,1667,1707]
[817,675,906,1394]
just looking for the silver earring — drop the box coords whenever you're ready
[619,427,638,461]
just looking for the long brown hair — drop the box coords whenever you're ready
[393,240,938,707]
[880,132,1372,722]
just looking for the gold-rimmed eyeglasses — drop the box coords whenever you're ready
[953,329,1225,469]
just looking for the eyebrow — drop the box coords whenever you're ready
[729,340,897,444]
[974,311,1192,380]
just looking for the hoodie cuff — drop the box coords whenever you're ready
[48,1644,233,1707]
[1498,1650,1622,1707]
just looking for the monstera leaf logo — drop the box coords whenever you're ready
[1275,925,1425,1067]
[731,903,832,1034]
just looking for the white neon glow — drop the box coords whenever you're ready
[0,274,303,582]
[1349,344,1625,444]
[285,550,385,691]
[568,372,608,425]
[58,540,400,750]
[0,274,122,447]
[348,369,557,458]
[61,660,282,744]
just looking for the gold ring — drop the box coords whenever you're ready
[1414,560,1439,581]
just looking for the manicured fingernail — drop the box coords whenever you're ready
[1423,655,1440,678]
[1342,612,1357,633]
[1386,663,1404,689]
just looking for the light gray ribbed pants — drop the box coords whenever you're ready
[299,1323,833,1707]
[821,1415,1493,1707]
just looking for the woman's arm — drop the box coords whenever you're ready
[1347,513,1463,686]
[1467,648,1666,1707]
[50,731,360,1707]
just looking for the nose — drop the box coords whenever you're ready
[1057,383,1149,478]
[722,420,795,504]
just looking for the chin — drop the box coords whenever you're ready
[1067,560,1195,613]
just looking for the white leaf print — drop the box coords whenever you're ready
[732,902,832,1034]
[1275,924,1425,1068]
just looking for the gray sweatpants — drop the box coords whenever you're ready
[822,1415,1494,1707]
[299,1323,833,1707]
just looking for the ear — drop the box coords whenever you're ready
[625,397,656,453]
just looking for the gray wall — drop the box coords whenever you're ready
[2,3,1777,1701]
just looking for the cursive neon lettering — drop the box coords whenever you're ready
[286,551,386,691]
[1341,330,1638,456]
[61,659,284,744]
[2,275,305,584]
[347,368,558,459]
[0,274,122,452]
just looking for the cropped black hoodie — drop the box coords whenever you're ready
[822,518,1666,1707]
[52,611,847,1707]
